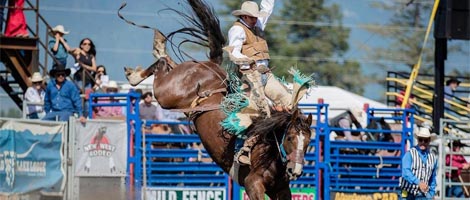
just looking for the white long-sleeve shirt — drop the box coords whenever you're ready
[228,0,275,69]
[24,87,45,114]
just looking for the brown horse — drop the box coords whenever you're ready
[121,0,312,199]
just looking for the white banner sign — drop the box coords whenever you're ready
[74,120,127,176]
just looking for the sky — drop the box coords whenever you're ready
[1,0,469,110]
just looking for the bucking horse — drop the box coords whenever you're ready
[120,0,313,199]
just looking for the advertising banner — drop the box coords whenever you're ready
[330,192,399,200]
[144,187,226,200]
[74,120,127,176]
[0,119,66,194]
[239,187,315,200]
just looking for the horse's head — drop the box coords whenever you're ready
[281,109,313,180]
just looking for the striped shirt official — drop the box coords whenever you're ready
[400,147,437,196]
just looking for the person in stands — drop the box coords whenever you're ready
[445,140,469,198]
[43,65,86,123]
[24,72,45,119]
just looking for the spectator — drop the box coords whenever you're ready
[446,140,470,198]
[24,72,45,119]
[139,92,161,120]
[0,0,6,34]
[73,38,97,89]
[93,80,123,120]
[49,25,72,68]
[43,65,86,123]
[329,108,364,141]
[94,65,109,89]
[4,0,28,37]
[400,127,438,199]
[444,77,461,118]
[396,90,416,109]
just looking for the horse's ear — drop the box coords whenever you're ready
[291,108,300,123]
[307,113,312,126]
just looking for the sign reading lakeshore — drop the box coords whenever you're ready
[145,187,226,200]
[0,119,66,194]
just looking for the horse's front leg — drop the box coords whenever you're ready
[267,184,292,200]
[244,174,266,200]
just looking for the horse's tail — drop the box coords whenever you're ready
[188,0,226,64]
[167,0,226,65]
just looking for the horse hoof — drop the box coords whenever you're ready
[238,155,251,165]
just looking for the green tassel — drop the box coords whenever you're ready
[220,113,248,138]
[220,93,249,114]
[289,67,314,87]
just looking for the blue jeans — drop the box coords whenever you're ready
[42,111,74,121]
[406,193,432,200]
[446,183,464,197]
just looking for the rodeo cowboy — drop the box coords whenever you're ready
[224,0,304,166]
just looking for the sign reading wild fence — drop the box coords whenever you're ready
[0,119,66,194]
[144,187,226,200]
[74,120,127,176]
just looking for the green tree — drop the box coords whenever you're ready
[365,1,465,74]
[220,0,366,94]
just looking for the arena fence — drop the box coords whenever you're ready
[1,92,419,200]
[438,119,470,200]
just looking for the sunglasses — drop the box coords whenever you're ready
[32,81,42,84]
[418,138,430,143]
[56,73,66,77]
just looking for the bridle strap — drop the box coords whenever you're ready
[274,122,292,164]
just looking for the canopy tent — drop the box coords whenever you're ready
[299,86,389,119]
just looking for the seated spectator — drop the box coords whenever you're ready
[94,65,109,89]
[93,81,124,120]
[24,72,45,119]
[329,108,364,142]
[139,92,164,134]
[139,92,161,120]
[43,65,86,123]
[446,140,470,198]
[396,90,413,108]
[444,77,461,119]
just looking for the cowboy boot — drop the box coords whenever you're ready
[264,73,292,110]
[242,70,271,118]
[237,135,260,165]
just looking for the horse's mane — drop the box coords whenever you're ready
[165,0,226,64]
[246,111,305,170]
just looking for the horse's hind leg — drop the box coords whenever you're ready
[244,175,267,200]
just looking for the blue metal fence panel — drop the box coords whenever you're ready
[89,94,415,199]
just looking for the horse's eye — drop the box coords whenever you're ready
[287,136,292,142]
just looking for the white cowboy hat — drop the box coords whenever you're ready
[232,1,268,18]
[415,127,431,138]
[50,25,70,35]
[106,80,119,89]
[30,72,43,83]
